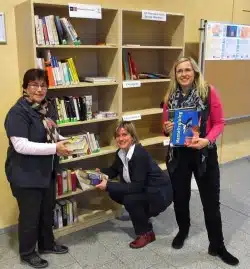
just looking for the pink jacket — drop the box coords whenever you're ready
[162,86,225,143]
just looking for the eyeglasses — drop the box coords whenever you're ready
[28,83,47,91]
[176,68,194,75]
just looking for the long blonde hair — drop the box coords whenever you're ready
[164,57,209,104]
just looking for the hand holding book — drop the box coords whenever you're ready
[56,140,72,156]
[163,121,174,134]
[187,137,209,150]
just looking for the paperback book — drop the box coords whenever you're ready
[170,107,200,146]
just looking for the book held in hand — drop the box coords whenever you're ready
[170,108,200,146]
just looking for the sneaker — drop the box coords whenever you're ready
[21,252,48,268]
[39,244,68,254]
[129,231,156,249]
[208,245,239,266]
[172,231,188,249]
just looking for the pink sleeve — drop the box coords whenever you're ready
[162,103,169,136]
[205,86,225,143]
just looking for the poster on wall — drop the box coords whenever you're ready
[205,21,250,60]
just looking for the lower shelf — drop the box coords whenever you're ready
[53,204,121,238]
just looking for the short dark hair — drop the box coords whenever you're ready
[22,68,49,89]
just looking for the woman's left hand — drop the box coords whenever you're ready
[95,178,108,191]
[187,138,209,150]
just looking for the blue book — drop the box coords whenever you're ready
[170,108,200,146]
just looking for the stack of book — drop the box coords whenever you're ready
[75,169,108,191]
[84,77,116,83]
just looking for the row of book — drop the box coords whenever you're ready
[50,96,117,124]
[34,15,81,46]
[54,198,78,229]
[122,51,169,80]
[50,95,92,124]
[56,169,107,197]
[37,50,80,87]
[56,170,78,197]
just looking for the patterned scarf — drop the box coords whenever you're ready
[168,86,206,111]
[166,86,209,176]
[23,91,58,143]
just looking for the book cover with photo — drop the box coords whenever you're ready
[170,108,200,146]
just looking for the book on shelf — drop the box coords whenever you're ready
[122,51,168,81]
[34,14,81,46]
[84,77,116,83]
[170,107,200,146]
[54,198,78,229]
[65,135,89,155]
[37,50,80,87]
[75,169,108,190]
[59,133,101,161]
[56,170,78,196]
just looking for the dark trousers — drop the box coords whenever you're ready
[168,147,224,248]
[11,180,55,256]
[109,192,152,235]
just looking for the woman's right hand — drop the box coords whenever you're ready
[56,141,72,156]
[163,121,174,134]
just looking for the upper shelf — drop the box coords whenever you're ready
[33,3,119,46]
[122,9,185,47]
[122,45,183,50]
[36,45,118,49]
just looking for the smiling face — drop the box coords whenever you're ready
[175,60,195,90]
[115,127,133,151]
[25,79,47,103]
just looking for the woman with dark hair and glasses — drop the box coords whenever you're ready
[4,69,71,268]
[96,121,173,249]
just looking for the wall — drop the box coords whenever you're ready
[0,0,248,229]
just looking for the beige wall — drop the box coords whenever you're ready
[0,0,249,229]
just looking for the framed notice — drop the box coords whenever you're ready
[0,12,6,44]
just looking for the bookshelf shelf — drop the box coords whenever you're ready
[59,145,117,164]
[15,0,184,237]
[122,45,183,50]
[123,108,162,117]
[48,81,118,90]
[136,78,170,84]
[158,163,167,171]
[54,203,121,238]
[37,45,118,49]
[58,116,119,128]
[140,136,166,147]
[56,188,85,200]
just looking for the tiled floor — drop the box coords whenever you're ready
[0,158,249,268]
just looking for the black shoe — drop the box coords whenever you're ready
[208,245,239,266]
[21,252,48,268]
[172,231,188,249]
[39,244,68,254]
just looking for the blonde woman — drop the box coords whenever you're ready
[162,57,239,266]
[96,121,172,249]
